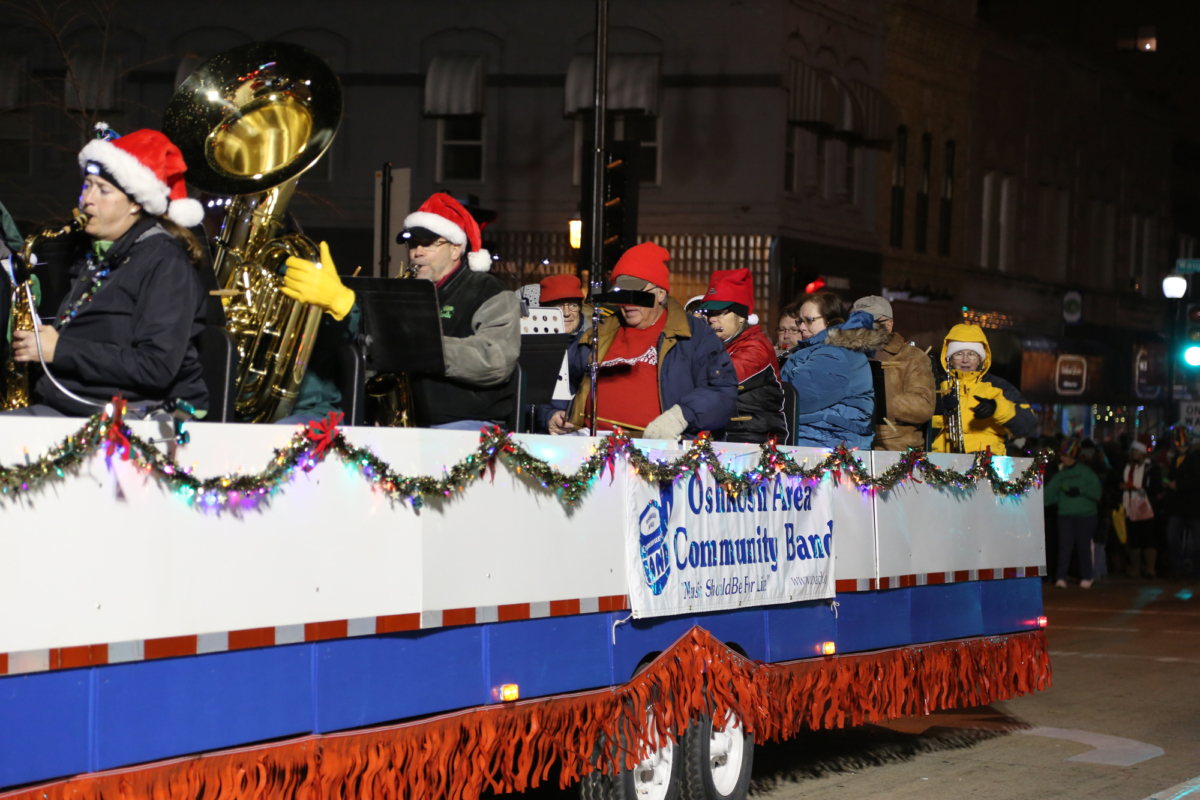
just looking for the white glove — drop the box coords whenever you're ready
[642,405,688,440]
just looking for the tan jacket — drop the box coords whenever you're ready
[872,331,936,451]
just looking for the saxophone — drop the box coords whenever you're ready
[365,261,418,426]
[3,209,89,410]
[943,373,967,453]
[162,41,343,422]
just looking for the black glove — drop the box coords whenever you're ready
[943,392,959,412]
[1064,487,1081,498]
[972,397,997,419]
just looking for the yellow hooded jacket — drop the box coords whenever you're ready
[931,324,1037,455]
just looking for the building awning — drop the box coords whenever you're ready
[786,61,875,138]
[827,76,864,136]
[785,59,839,128]
[850,80,896,144]
[564,54,661,116]
[424,55,484,115]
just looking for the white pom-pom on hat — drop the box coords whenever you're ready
[748,313,759,326]
[168,198,205,228]
[467,249,492,272]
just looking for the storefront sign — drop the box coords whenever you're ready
[626,451,834,619]
[1062,291,1083,324]
[1055,355,1087,396]
[1181,402,1200,429]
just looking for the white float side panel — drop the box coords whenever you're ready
[822,449,878,582]
[0,419,1044,656]
[418,433,628,611]
[873,451,1045,578]
[0,420,430,653]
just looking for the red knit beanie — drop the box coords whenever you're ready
[539,274,585,304]
[611,242,671,293]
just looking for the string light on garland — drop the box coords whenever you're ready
[0,401,1051,513]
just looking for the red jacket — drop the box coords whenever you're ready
[723,325,786,443]
[726,324,780,382]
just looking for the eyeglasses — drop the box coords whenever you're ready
[799,315,824,325]
[410,238,451,249]
[776,326,801,335]
[553,301,582,311]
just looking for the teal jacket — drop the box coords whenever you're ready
[1044,462,1102,516]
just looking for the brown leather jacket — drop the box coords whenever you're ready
[871,331,936,451]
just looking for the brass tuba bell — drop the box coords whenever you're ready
[163,41,342,422]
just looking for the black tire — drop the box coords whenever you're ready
[579,723,682,800]
[679,712,754,800]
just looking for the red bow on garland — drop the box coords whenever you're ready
[104,397,131,461]
[481,425,517,482]
[304,411,344,465]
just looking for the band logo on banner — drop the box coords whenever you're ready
[626,452,835,618]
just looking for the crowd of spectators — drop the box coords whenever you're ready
[1040,428,1200,587]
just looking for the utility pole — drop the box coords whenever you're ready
[586,0,608,434]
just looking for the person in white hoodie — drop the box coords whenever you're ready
[1123,441,1162,579]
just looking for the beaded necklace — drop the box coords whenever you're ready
[55,250,113,329]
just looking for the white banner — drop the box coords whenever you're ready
[626,452,835,618]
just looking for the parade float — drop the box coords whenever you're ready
[0,406,1050,800]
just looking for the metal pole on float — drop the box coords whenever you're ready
[586,0,608,435]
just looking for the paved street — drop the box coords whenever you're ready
[529,580,1200,800]
[747,580,1200,799]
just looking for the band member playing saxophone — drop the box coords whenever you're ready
[5,127,208,418]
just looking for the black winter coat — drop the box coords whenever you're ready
[36,218,208,415]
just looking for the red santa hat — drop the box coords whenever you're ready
[402,192,492,272]
[77,127,204,228]
[697,268,758,325]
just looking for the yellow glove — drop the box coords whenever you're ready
[282,241,356,321]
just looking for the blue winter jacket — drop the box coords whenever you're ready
[559,297,738,434]
[780,310,889,450]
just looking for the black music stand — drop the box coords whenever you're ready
[519,333,574,405]
[342,277,445,374]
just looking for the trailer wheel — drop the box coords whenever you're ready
[679,710,753,800]
[580,713,681,800]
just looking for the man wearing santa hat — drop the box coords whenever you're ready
[548,242,736,439]
[397,193,521,429]
[696,268,786,443]
[8,126,208,417]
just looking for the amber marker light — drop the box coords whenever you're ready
[1037,616,1048,628]
[500,683,520,702]
[822,641,836,655]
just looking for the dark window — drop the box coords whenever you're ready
[0,112,31,175]
[784,124,796,193]
[889,126,907,248]
[438,116,484,183]
[938,140,956,256]
[844,142,857,205]
[914,133,932,253]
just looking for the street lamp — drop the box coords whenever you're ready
[1164,273,1189,423]
[1163,274,1188,299]
[569,214,582,250]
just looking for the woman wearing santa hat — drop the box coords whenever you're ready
[7,126,209,417]
[696,268,786,443]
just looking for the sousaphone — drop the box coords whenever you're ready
[163,41,342,422]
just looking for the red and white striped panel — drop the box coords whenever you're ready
[0,595,631,677]
[834,565,1045,593]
